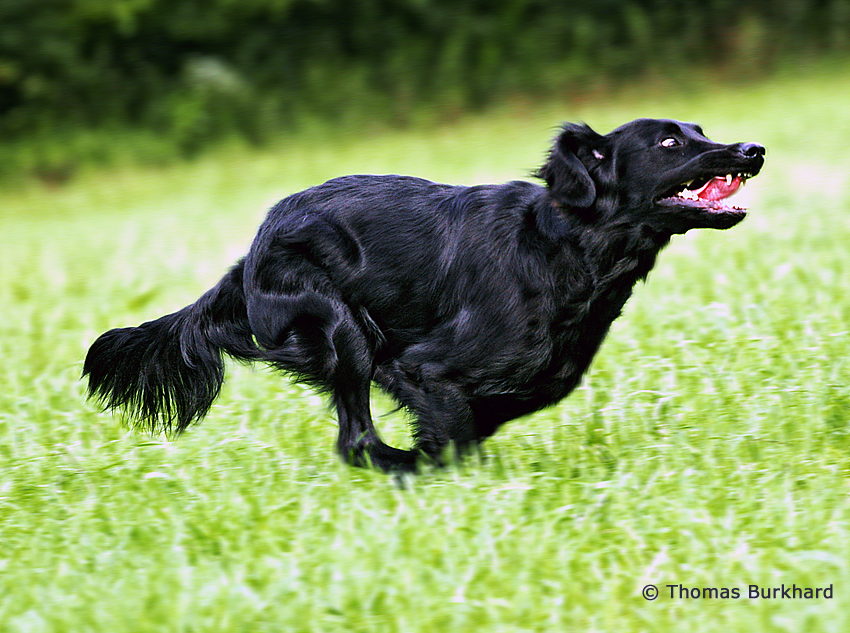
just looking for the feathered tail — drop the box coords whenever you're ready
[83,258,260,433]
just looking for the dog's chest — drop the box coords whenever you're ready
[517,269,640,401]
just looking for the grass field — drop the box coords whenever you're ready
[3,63,850,632]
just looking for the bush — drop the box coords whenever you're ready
[1,0,849,169]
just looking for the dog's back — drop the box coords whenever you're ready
[244,175,551,341]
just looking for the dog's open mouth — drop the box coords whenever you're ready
[657,172,754,212]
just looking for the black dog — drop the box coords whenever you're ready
[84,119,765,472]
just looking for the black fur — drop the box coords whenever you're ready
[84,119,765,472]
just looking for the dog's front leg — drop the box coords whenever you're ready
[406,377,477,466]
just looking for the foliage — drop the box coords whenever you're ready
[2,0,850,161]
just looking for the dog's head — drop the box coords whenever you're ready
[536,118,765,234]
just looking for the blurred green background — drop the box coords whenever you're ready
[3,0,850,179]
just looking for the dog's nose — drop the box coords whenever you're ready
[738,142,765,158]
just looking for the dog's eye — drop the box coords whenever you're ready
[660,138,681,147]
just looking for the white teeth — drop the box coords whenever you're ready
[725,174,733,185]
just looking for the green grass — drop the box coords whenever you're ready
[3,62,850,631]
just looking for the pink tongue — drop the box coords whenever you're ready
[698,175,742,201]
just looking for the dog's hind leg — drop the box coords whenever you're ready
[329,314,419,472]
[248,290,418,472]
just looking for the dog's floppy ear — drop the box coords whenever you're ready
[535,123,602,209]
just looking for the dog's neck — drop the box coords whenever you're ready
[580,220,671,289]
